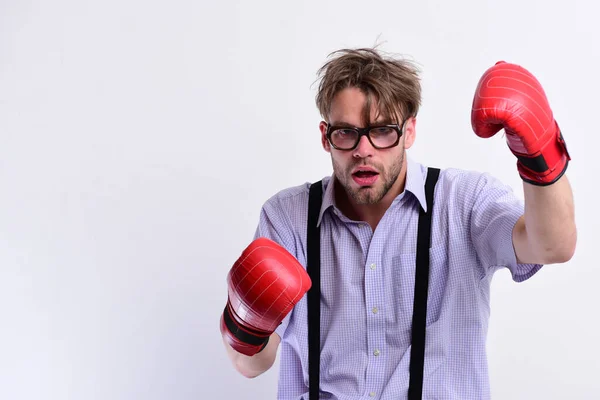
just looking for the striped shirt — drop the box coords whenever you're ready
[253,157,543,400]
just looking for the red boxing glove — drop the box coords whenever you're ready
[471,61,570,185]
[220,237,311,356]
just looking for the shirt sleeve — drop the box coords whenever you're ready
[252,195,299,339]
[468,172,543,282]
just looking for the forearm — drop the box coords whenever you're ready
[522,175,577,263]
[223,333,280,379]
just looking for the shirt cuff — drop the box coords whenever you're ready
[496,209,544,283]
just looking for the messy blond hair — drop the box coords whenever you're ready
[315,47,422,125]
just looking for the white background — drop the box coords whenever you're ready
[1,0,598,399]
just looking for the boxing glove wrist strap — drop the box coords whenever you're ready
[512,123,571,186]
[222,304,270,353]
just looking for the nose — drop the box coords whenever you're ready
[352,135,374,159]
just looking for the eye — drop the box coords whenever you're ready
[333,128,356,136]
[370,127,395,136]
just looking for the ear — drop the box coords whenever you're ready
[403,117,417,149]
[319,121,331,153]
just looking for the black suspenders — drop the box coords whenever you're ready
[306,177,323,400]
[306,167,441,400]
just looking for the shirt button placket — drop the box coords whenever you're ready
[365,257,382,399]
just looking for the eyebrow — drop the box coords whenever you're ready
[329,121,356,128]
[329,119,395,127]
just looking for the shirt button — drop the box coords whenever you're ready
[373,349,380,356]
[372,307,378,314]
[369,392,376,397]
[370,263,376,270]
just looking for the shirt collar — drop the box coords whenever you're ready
[404,156,428,213]
[316,156,428,226]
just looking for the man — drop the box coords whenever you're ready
[220,48,576,399]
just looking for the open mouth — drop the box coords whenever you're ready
[352,170,379,186]
[353,170,378,178]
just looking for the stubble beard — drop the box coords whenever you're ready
[332,149,404,205]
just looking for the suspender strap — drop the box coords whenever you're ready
[307,180,323,400]
[306,167,440,400]
[408,167,441,400]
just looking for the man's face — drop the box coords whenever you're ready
[319,87,416,205]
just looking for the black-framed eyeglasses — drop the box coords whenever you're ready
[325,119,407,151]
